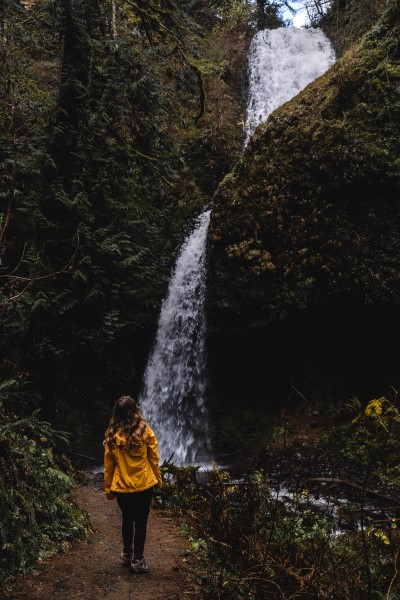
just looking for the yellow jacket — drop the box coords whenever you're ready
[104,425,162,495]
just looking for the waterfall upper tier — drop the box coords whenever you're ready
[244,26,336,146]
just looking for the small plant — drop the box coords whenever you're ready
[0,398,91,590]
[323,395,400,493]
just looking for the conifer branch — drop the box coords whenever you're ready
[125,0,205,121]
[386,548,399,600]
[160,175,176,188]
[137,0,173,18]
[0,196,12,246]
[0,156,16,247]
[179,51,205,123]
[6,243,28,276]
[132,148,157,161]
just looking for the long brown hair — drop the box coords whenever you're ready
[105,395,147,449]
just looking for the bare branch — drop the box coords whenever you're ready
[1,235,80,303]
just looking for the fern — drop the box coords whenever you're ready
[0,400,90,589]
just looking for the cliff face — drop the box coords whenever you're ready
[208,0,400,333]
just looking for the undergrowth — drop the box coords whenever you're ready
[0,386,91,591]
[159,396,400,599]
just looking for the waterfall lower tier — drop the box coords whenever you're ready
[139,210,211,466]
[244,26,335,146]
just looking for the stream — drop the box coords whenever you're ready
[73,444,399,538]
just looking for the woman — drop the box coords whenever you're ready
[104,395,162,573]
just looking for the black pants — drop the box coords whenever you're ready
[115,487,153,559]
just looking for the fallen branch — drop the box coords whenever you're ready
[1,234,80,302]
[301,477,397,504]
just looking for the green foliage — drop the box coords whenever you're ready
[213,0,285,32]
[157,461,203,509]
[0,0,222,438]
[322,395,400,492]
[0,1,248,584]
[321,0,388,55]
[0,0,251,442]
[254,0,290,29]
[0,398,90,590]
[160,462,400,599]
[213,0,254,32]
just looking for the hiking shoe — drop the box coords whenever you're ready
[130,557,149,573]
[120,551,133,566]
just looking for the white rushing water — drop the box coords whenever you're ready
[244,26,335,146]
[139,210,211,466]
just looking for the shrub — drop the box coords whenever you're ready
[0,398,90,589]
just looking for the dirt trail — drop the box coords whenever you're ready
[4,474,200,600]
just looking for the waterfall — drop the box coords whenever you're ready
[244,26,335,146]
[138,26,335,468]
[139,210,211,466]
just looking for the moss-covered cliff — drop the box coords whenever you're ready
[209,0,400,333]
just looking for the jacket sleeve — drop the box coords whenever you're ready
[104,442,115,494]
[146,428,162,488]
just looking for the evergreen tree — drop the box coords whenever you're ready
[0,0,211,436]
[255,0,286,29]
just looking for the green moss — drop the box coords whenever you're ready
[209,0,400,328]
